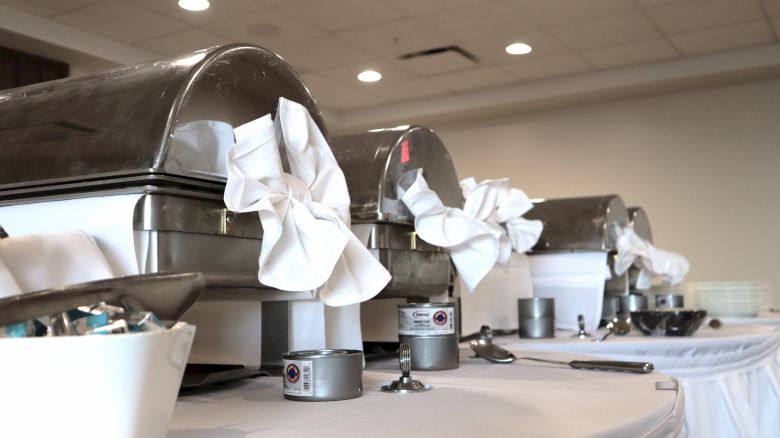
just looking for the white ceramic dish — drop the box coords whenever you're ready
[0,322,195,438]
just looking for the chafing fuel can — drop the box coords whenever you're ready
[281,350,363,401]
[397,303,459,371]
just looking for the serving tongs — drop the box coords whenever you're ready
[0,272,206,327]
[470,325,654,374]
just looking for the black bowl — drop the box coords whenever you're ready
[630,310,708,336]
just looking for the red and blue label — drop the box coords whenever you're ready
[286,363,300,384]
[433,310,448,325]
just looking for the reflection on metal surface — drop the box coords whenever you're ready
[0,44,325,197]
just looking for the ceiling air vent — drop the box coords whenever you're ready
[399,45,480,75]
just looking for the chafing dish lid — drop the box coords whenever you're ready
[0,44,324,196]
[525,195,629,252]
[628,207,653,243]
[331,126,462,224]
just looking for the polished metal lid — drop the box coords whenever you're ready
[0,44,324,199]
[525,195,629,252]
[627,206,653,243]
[331,126,463,224]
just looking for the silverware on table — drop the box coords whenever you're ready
[470,327,654,374]
[594,317,633,342]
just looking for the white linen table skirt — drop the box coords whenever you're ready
[169,348,683,438]
[498,324,780,438]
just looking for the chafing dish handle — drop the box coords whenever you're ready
[568,360,654,374]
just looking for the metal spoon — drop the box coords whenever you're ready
[469,338,654,374]
[594,317,633,342]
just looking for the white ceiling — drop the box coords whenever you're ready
[1,0,779,125]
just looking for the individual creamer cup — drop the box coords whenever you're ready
[397,303,456,336]
[281,349,363,401]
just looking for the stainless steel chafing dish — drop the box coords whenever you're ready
[0,44,324,381]
[331,126,463,342]
[524,195,630,321]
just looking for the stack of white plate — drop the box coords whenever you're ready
[689,281,769,317]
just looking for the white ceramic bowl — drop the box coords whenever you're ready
[0,322,195,438]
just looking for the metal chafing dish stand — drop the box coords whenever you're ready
[0,44,326,384]
[524,195,631,325]
[330,126,464,348]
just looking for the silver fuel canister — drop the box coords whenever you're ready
[281,349,363,401]
[397,303,459,371]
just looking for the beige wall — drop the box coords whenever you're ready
[435,79,780,304]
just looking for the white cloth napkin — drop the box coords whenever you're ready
[614,226,690,289]
[460,177,543,254]
[170,120,235,177]
[223,97,391,306]
[401,169,502,291]
[401,171,543,291]
[0,231,114,295]
[0,257,22,299]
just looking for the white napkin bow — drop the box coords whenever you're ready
[223,97,390,306]
[460,177,543,255]
[614,226,689,289]
[401,171,543,292]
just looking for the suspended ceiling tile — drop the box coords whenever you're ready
[273,35,375,72]
[202,7,325,50]
[580,38,679,69]
[320,59,416,87]
[275,0,406,32]
[384,0,482,15]
[0,0,99,17]
[669,20,775,55]
[417,0,538,42]
[550,11,660,50]
[645,0,764,35]
[429,66,516,91]
[460,29,570,63]
[366,77,452,102]
[300,72,388,110]
[337,18,451,58]
[512,0,638,26]
[398,50,479,75]
[500,52,594,81]
[54,1,186,43]
[128,0,260,25]
[135,29,230,56]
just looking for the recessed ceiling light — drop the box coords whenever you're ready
[357,70,382,83]
[505,42,533,55]
[178,0,210,12]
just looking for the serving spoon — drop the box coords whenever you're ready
[470,327,654,374]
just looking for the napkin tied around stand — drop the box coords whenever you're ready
[614,226,689,290]
[224,97,390,306]
[400,170,542,292]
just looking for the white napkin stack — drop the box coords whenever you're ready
[0,258,22,299]
[614,226,690,290]
[169,120,235,177]
[401,170,543,291]
[0,231,114,297]
[223,97,391,307]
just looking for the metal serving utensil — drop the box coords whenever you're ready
[594,317,633,342]
[0,272,205,326]
[470,327,653,374]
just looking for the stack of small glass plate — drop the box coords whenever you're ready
[689,281,769,317]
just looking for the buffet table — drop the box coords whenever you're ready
[169,350,683,438]
[497,324,780,438]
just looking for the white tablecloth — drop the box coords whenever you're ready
[498,324,780,438]
[717,312,780,327]
[169,349,683,438]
